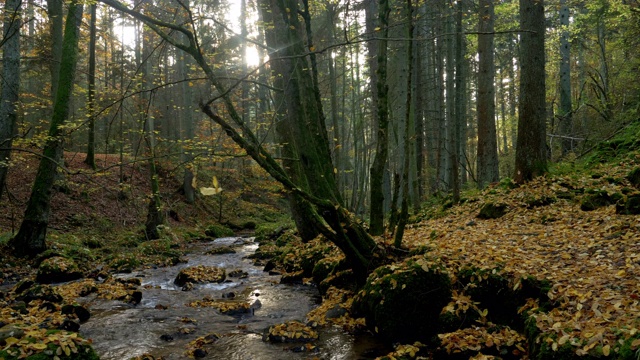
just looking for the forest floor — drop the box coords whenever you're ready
[0,123,639,359]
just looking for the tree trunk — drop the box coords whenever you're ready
[558,0,573,156]
[0,0,21,200]
[10,0,84,256]
[369,0,391,236]
[47,0,63,98]
[515,0,547,183]
[476,0,499,188]
[84,3,97,169]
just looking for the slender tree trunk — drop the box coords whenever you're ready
[369,0,390,236]
[558,0,573,156]
[0,0,21,200]
[10,1,84,256]
[47,0,63,98]
[476,0,499,188]
[85,3,97,168]
[515,0,547,183]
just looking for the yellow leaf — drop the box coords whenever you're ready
[30,343,48,350]
[289,25,295,30]
[4,337,19,346]
[602,344,610,356]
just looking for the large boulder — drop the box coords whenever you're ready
[352,256,452,343]
[36,256,83,284]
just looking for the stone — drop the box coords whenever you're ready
[0,325,24,342]
[16,284,63,304]
[36,256,83,284]
[477,202,507,219]
[59,319,80,332]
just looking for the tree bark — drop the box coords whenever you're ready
[369,0,391,236]
[515,0,547,183]
[476,0,499,188]
[84,3,97,169]
[558,0,573,156]
[0,0,21,200]
[10,0,84,256]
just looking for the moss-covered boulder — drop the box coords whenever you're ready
[580,190,621,211]
[36,257,83,284]
[435,325,527,360]
[477,202,507,219]
[15,284,63,304]
[262,320,318,343]
[626,167,640,188]
[205,246,236,255]
[204,224,234,238]
[174,265,225,286]
[352,256,452,343]
[616,194,640,215]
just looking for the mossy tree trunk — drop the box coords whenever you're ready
[10,0,84,256]
[369,0,391,236]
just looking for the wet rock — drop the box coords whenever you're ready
[0,325,24,342]
[222,292,236,299]
[477,202,507,219]
[325,305,347,319]
[263,259,276,272]
[155,304,168,310]
[263,320,319,343]
[116,277,142,286]
[59,319,80,332]
[193,348,208,358]
[16,284,63,304]
[228,269,248,278]
[280,270,304,284]
[129,290,143,304]
[174,265,226,286]
[206,246,236,255]
[182,282,194,291]
[61,304,91,323]
[79,283,98,297]
[268,270,281,276]
[160,334,174,342]
[36,256,83,284]
[352,256,452,343]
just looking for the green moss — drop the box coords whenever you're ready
[617,334,640,359]
[204,224,234,238]
[477,202,507,219]
[353,257,452,343]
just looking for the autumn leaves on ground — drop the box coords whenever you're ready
[1,124,640,360]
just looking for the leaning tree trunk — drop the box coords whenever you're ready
[0,0,21,200]
[10,0,84,256]
[100,0,380,284]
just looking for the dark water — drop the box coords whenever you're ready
[78,238,387,360]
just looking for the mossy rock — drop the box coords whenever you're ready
[580,190,618,211]
[435,325,527,360]
[246,242,282,261]
[627,168,640,188]
[525,195,556,209]
[318,269,356,294]
[477,202,507,219]
[457,268,553,330]
[174,265,226,286]
[204,224,234,238]
[274,230,299,247]
[36,256,83,284]
[352,256,452,343]
[16,284,63,304]
[0,341,99,360]
[616,194,640,215]
[262,320,318,343]
[205,246,236,255]
[312,256,345,286]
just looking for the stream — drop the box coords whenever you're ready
[77,237,388,359]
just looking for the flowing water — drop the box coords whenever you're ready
[78,237,389,359]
